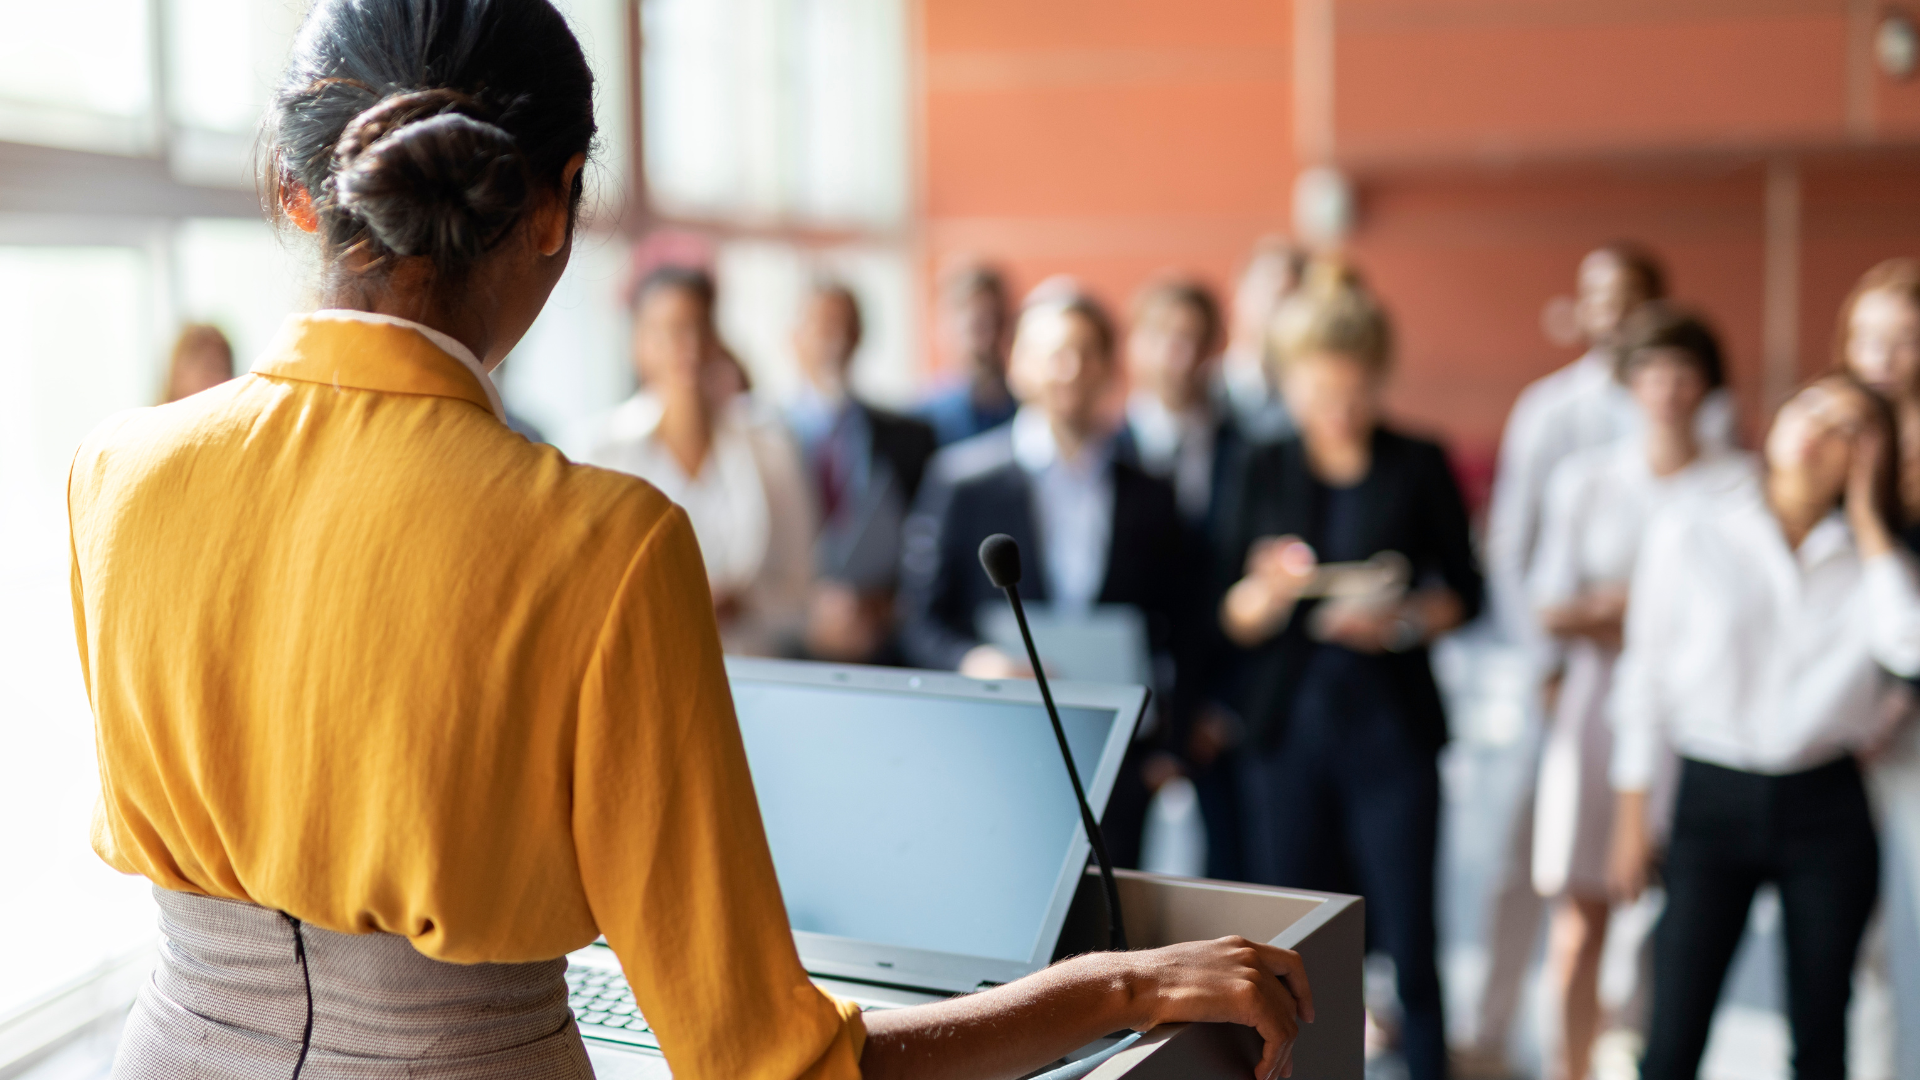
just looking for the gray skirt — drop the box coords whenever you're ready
[114,887,593,1080]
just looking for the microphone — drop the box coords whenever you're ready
[978,533,1128,952]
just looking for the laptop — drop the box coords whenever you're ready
[568,657,1149,1072]
[976,602,1153,687]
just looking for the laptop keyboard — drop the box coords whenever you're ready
[567,966,893,1052]
[566,966,660,1050]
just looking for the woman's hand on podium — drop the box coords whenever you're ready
[860,935,1312,1080]
[1130,936,1315,1079]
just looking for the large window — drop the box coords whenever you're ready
[0,1,634,1060]
[0,0,913,1061]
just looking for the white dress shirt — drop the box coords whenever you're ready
[1610,473,1920,790]
[1529,443,1754,612]
[1126,392,1216,521]
[582,392,814,656]
[1485,348,1737,662]
[1011,407,1113,613]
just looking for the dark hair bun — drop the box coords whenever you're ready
[331,89,529,264]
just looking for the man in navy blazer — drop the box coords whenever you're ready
[898,282,1189,868]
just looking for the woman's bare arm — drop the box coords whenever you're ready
[861,938,1314,1080]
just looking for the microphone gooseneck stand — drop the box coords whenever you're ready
[978,533,1129,952]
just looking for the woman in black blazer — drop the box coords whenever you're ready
[1221,263,1483,1080]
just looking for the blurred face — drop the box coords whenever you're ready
[1845,287,1920,398]
[792,290,859,391]
[1127,297,1213,411]
[167,347,232,402]
[942,284,1009,377]
[1575,251,1647,345]
[1009,306,1114,435]
[1625,348,1711,429]
[1281,351,1381,451]
[1232,253,1298,345]
[1765,378,1877,504]
[632,285,713,395]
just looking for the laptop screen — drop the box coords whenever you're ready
[732,677,1121,967]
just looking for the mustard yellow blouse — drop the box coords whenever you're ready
[68,314,863,1079]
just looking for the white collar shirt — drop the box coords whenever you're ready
[1610,473,1920,790]
[1126,392,1217,521]
[1011,406,1114,613]
[583,392,772,593]
[1484,347,1738,662]
[1528,443,1755,610]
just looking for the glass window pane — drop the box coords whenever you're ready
[173,218,310,369]
[165,0,305,135]
[643,0,906,229]
[0,0,154,153]
[0,246,163,1019]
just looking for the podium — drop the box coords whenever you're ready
[581,869,1363,1080]
[1048,869,1365,1080]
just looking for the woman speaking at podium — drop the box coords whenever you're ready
[65,2,1309,1078]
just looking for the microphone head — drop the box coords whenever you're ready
[978,533,1022,588]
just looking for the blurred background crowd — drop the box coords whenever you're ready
[12,3,1920,1080]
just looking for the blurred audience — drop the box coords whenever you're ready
[898,282,1188,867]
[1220,261,1482,1080]
[584,266,813,657]
[1114,275,1251,880]
[1217,236,1304,441]
[161,323,234,403]
[919,261,1016,446]
[1608,371,1918,1080]
[1466,241,1727,1075]
[786,280,937,664]
[1527,304,1750,1080]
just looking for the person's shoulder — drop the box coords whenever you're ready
[1684,449,1760,495]
[1554,440,1622,489]
[1374,424,1453,470]
[860,399,938,451]
[70,377,262,504]
[1506,356,1603,431]
[1647,466,1757,548]
[927,424,1017,489]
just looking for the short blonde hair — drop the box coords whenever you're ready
[1266,260,1393,377]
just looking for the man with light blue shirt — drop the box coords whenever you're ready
[898,283,1190,868]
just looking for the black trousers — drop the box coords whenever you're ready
[1239,659,1446,1080]
[1643,756,1880,1080]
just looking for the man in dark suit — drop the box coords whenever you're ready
[899,283,1188,868]
[1113,276,1257,882]
[787,280,938,664]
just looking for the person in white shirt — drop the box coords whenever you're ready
[1835,259,1920,1059]
[1609,372,1920,1080]
[1464,242,1734,1074]
[583,265,814,657]
[1218,236,1304,442]
[1526,305,1752,1080]
[897,285,1189,869]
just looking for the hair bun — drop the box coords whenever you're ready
[331,89,529,264]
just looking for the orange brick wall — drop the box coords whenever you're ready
[917,0,1920,477]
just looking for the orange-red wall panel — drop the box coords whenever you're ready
[1335,10,1852,164]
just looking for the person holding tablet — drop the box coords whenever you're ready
[1220,262,1480,1080]
[67,2,1311,1079]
